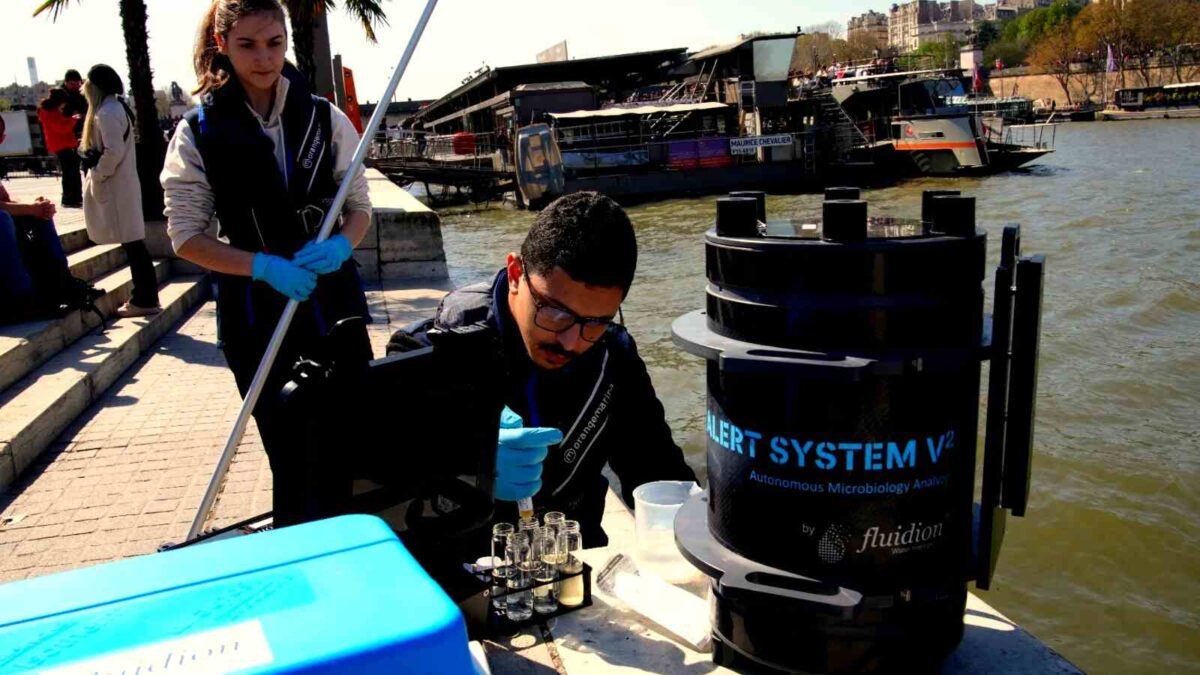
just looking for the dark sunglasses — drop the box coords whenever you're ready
[523,270,616,343]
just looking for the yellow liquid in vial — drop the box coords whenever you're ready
[557,561,585,607]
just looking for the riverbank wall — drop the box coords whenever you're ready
[989,64,1199,107]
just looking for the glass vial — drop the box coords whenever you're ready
[517,516,539,539]
[543,511,566,540]
[490,523,514,611]
[557,520,585,607]
[532,526,559,614]
[505,531,534,622]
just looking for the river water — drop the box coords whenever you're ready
[434,120,1200,674]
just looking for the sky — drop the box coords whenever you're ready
[1,0,885,105]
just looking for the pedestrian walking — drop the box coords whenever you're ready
[61,70,88,138]
[81,64,161,317]
[37,88,83,208]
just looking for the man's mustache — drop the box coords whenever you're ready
[539,342,576,361]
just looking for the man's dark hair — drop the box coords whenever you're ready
[520,192,638,295]
[64,69,82,82]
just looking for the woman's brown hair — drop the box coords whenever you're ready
[193,0,287,96]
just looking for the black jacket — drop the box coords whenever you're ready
[391,270,697,546]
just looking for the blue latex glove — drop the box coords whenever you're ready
[293,234,353,275]
[251,253,317,301]
[495,406,563,502]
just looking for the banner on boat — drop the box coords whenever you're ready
[729,134,794,155]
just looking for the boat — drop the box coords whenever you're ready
[1031,99,1100,122]
[540,100,828,202]
[821,68,1056,176]
[1098,82,1200,120]
[949,94,1036,124]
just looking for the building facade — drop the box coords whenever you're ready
[848,10,890,47]
[888,0,984,53]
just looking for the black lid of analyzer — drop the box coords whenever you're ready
[824,186,861,201]
[715,197,760,238]
[702,194,987,351]
[728,191,767,223]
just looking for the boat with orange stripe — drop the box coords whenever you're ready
[825,68,1055,176]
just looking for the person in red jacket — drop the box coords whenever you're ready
[37,88,83,208]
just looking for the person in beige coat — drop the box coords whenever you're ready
[81,64,160,317]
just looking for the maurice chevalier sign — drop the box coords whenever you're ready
[729,134,794,155]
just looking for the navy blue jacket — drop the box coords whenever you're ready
[392,270,697,546]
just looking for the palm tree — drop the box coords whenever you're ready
[34,0,166,217]
[284,0,390,91]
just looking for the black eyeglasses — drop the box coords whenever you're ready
[523,270,616,343]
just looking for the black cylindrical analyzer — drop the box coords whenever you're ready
[673,191,1044,673]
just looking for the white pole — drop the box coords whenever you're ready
[188,0,440,540]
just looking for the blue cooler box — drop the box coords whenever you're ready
[0,515,475,673]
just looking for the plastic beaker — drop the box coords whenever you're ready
[632,480,703,583]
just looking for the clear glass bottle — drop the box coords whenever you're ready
[543,511,566,534]
[505,531,534,621]
[490,523,514,611]
[532,526,559,614]
[557,520,585,607]
[517,516,539,539]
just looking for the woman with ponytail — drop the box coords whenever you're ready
[82,64,161,317]
[161,0,373,525]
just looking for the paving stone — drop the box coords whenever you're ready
[60,520,99,537]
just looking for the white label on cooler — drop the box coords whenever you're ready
[41,619,275,674]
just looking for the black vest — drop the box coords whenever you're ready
[185,70,369,359]
[186,69,338,256]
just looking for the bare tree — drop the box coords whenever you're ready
[1029,23,1079,104]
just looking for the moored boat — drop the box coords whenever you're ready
[1098,82,1200,120]
[824,68,1056,176]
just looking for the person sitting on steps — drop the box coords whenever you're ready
[0,182,104,325]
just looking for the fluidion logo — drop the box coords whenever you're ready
[855,521,945,554]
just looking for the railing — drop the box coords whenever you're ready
[369,130,508,170]
[978,115,1057,151]
[1004,123,1057,151]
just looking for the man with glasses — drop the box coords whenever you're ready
[389,192,696,545]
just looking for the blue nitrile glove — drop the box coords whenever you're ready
[495,406,563,502]
[293,234,353,275]
[252,252,317,301]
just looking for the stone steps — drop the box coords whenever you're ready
[66,243,126,283]
[0,260,172,394]
[57,223,91,256]
[0,276,208,489]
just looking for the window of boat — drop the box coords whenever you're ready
[593,121,629,142]
[926,79,966,112]
[899,82,936,115]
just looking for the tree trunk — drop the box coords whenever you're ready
[290,9,318,91]
[1054,73,1074,106]
[119,0,165,220]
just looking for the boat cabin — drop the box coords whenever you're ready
[1113,82,1200,112]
